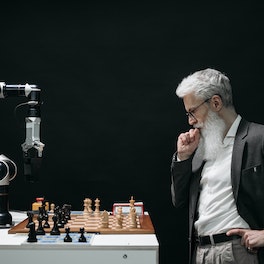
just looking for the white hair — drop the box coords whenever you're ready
[176,68,234,108]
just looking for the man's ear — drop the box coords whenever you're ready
[210,94,223,112]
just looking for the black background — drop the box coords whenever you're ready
[1,1,264,263]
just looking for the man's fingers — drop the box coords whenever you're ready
[226,228,245,237]
[181,129,200,144]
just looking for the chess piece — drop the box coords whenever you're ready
[56,207,65,228]
[50,203,55,213]
[50,215,60,235]
[115,207,123,229]
[36,214,45,235]
[83,198,89,215]
[26,211,34,228]
[63,204,71,221]
[101,210,109,228]
[129,207,137,228]
[87,198,93,214]
[43,214,50,228]
[43,208,50,228]
[129,196,135,207]
[27,221,37,243]
[64,227,72,242]
[94,198,100,216]
[78,227,87,242]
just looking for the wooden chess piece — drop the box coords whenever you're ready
[129,196,135,207]
[50,203,55,213]
[87,198,93,214]
[100,210,109,228]
[129,207,137,228]
[94,198,100,216]
[83,198,89,215]
[115,207,123,229]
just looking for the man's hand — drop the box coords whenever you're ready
[177,128,200,161]
[227,228,264,249]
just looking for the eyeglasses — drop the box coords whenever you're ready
[186,98,210,120]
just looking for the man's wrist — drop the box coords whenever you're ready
[172,152,187,162]
[177,152,191,161]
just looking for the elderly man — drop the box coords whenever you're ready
[171,68,264,264]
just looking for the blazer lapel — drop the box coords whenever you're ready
[231,119,249,201]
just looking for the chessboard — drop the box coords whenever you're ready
[8,212,155,234]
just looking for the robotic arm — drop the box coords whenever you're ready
[0,82,45,182]
[0,82,44,226]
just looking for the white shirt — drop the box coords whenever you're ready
[194,115,250,236]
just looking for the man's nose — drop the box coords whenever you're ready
[188,116,197,126]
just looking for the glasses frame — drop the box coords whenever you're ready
[186,98,210,120]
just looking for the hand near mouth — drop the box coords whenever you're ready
[177,128,200,161]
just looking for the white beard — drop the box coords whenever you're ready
[195,110,226,161]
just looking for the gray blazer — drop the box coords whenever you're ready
[171,118,264,263]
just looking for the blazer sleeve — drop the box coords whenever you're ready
[171,153,193,209]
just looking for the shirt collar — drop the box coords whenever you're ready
[225,115,241,138]
[223,115,241,146]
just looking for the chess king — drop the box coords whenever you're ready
[0,154,17,227]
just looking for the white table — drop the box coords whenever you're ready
[0,211,159,264]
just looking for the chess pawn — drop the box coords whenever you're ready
[87,198,93,214]
[64,227,72,242]
[100,210,109,228]
[50,203,55,214]
[115,207,123,229]
[78,227,87,242]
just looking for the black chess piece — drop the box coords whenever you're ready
[57,208,65,228]
[64,227,72,242]
[63,204,72,221]
[26,211,34,228]
[43,211,50,228]
[27,222,37,243]
[50,215,60,235]
[60,209,66,226]
[36,214,45,235]
[43,217,50,228]
[78,227,87,242]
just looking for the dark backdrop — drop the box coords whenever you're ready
[1,1,264,263]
